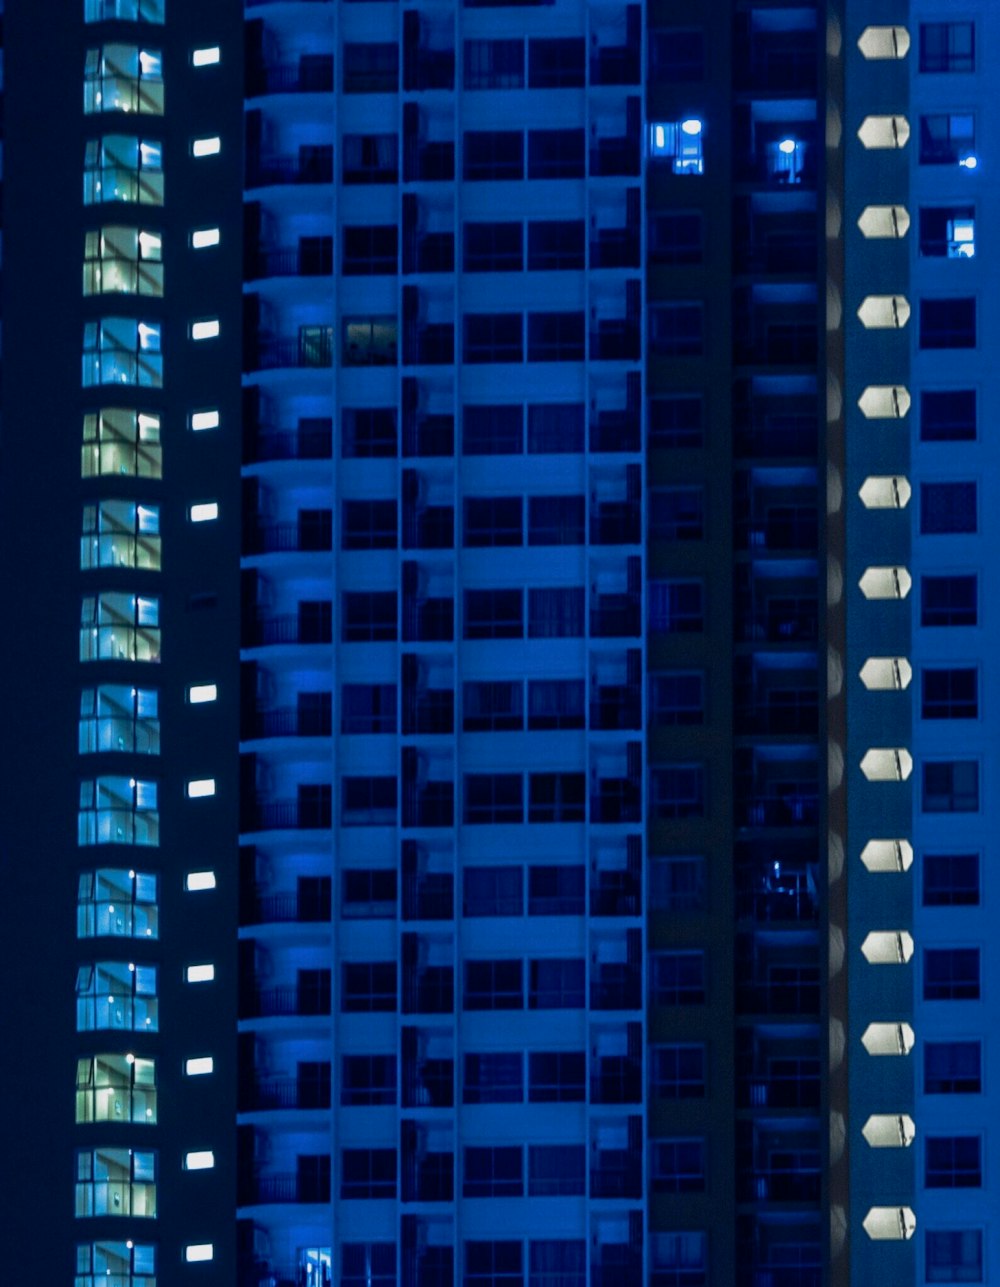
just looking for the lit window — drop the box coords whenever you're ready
[84,44,164,116]
[185,871,217,892]
[188,684,217,704]
[190,409,220,431]
[185,1245,214,1263]
[78,776,159,846]
[82,318,162,388]
[191,136,221,157]
[85,0,164,21]
[80,592,160,664]
[76,960,158,1032]
[77,1053,157,1125]
[649,119,704,174]
[184,1151,215,1170]
[84,227,163,297]
[84,135,164,206]
[77,868,159,938]
[189,502,219,523]
[190,319,220,341]
[191,47,221,67]
[190,227,220,249]
[185,1057,213,1076]
[81,501,161,571]
[79,685,160,755]
[768,136,806,183]
[83,408,162,479]
[186,964,215,983]
[186,779,216,799]
[76,1242,156,1283]
[76,1148,157,1218]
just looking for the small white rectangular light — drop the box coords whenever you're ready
[191,227,220,249]
[185,1245,214,1263]
[191,319,220,341]
[186,963,216,983]
[187,779,216,799]
[186,871,217,892]
[188,683,218,704]
[190,410,220,432]
[185,1151,215,1171]
[192,47,221,67]
[192,137,221,157]
[190,502,219,523]
[185,1057,213,1076]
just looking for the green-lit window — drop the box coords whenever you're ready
[76,1054,157,1125]
[82,408,162,479]
[76,1241,156,1287]
[81,501,161,571]
[85,46,164,115]
[80,592,160,664]
[84,227,163,297]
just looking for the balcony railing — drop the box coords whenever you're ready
[250,336,334,371]
[243,614,333,648]
[244,423,333,463]
[244,522,333,555]
[243,1173,331,1205]
[246,799,333,831]
[247,56,334,96]
[243,887,332,925]
[243,706,333,740]
[245,242,333,281]
[243,984,331,1019]
[246,152,334,187]
[241,1076,331,1112]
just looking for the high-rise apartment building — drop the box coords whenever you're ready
[0,0,992,1284]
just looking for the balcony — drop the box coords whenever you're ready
[590,1155,642,1199]
[243,705,332,740]
[245,239,333,281]
[243,613,333,648]
[736,971,820,1018]
[242,982,331,1019]
[736,1060,821,1110]
[736,865,818,924]
[245,518,333,556]
[735,509,817,554]
[590,1058,642,1104]
[241,1074,331,1112]
[250,334,334,372]
[246,149,334,188]
[247,55,334,97]
[242,1172,331,1205]
[246,798,333,832]
[243,884,333,926]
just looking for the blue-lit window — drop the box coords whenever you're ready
[75,1149,156,1218]
[923,853,980,907]
[82,500,160,570]
[651,1139,706,1193]
[922,761,979,812]
[84,226,164,297]
[649,119,704,174]
[919,207,976,259]
[76,961,158,1032]
[920,390,976,442]
[80,591,160,663]
[919,114,975,166]
[923,948,980,1001]
[78,776,159,846]
[79,685,159,754]
[924,1042,982,1095]
[925,1137,982,1188]
[920,23,975,73]
[925,1230,984,1283]
[86,0,163,19]
[76,1053,156,1126]
[85,46,164,115]
[463,1147,523,1197]
[77,868,158,938]
[83,318,162,387]
[463,1053,523,1104]
[84,136,163,206]
[767,137,806,184]
[76,1241,156,1287]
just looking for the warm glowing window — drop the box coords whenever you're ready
[82,408,162,479]
[76,1054,157,1125]
[84,227,163,297]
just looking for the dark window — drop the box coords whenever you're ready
[925,1136,982,1188]
[650,303,704,356]
[651,1045,706,1099]
[527,587,585,638]
[464,959,523,1010]
[462,404,523,455]
[341,591,397,642]
[528,958,585,1008]
[528,1051,586,1102]
[341,777,397,826]
[342,42,399,93]
[649,487,704,540]
[463,313,523,363]
[527,403,585,453]
[341,1055,396,1106]
[464,130,524,180]
[342,225,398,276]
[649,211,704,265]
[464,222,523,272]
[649,395,703,449]
[463,39,524,90]
[649,29,705,81]
[925,1230,984,1283]
[920,114,975,166]
[341,1148,396,1199]
[920,22,975,73]
[464,866,523,916]
[651,951,706,1005]
[463,1052,523,1104]
[921,576,977,627]
[528,865,585,915]
[463,681,523,732]
[463,774,524,824]
[651,765,705,818]
[923,948,980,1001]
[342,500,398,549]
[463,1146,523,1197]
[924,1042,982,1095]
[921,482,977,533]
[528,37,585,87]
[342,407,397,458]
[342,1245,397,1287]
[465,1241,522,1287]
[527,220,585,270]
[527,311,585,362]
[649,672,704,726]
[527,496,586,546]
[921,390,976,442]
[652,1139,706,1194]
[923,853,980,907]
[649,855,706,912]
[342,869,396,918]
[527,680,585,730]
[923,761,979,812]
[919,206,976,258]
[649,581,704,634]
[527,129,585,179]
[342,134,399,184]
[463,497,523,547]
[528,1241,585,1287]
[341,962,397,1013]
[341,683,396,735]
[463,589,523,640]
[527,772,586,822]
[528,1145,585,1196]
[921,668,978,719]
